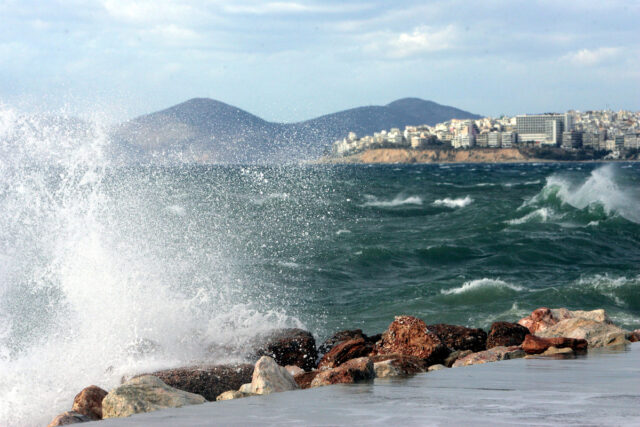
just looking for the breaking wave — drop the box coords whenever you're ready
[440,278,524,295]
[525,164,640,224]
[507,207,559,225]
[362,194,423,207]
[433,196,473,208]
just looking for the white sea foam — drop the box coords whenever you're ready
[336,229,352,235]
[166,204,187,216]
[440,278,524,295]
[433,196,473,208]
[363,194,423,207]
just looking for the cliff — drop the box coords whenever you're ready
[324,148,533,164]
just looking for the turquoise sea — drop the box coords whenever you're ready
[1,117,639,425]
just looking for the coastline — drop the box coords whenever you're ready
[318,147,639,165]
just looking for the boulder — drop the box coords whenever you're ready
[294,371,319,389]
[370,354,429,378]
[285,365,304,377]
[428,364,447,371]
[250,356,299,395]
[518,307,613,334]
[522,334,588,354]
[138,363,253,401]
[216,390,255,401]
[486,321,529,348]
[374,316,449,365]
[452,346,525,367]
[629,329,640,343]
[72,385,108,420]
[317,338,374,370]
[536,318,630,348]
[47,411,91,426]
[102,375,206,419]
[251,328,318,371]
[239,383,252,393]
[541,346,575,356]
[310,357,375,387]
[444,350,472,367]
[427,324,487,352]
[318,329,366,355]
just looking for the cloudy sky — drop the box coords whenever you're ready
[0,0,638,122]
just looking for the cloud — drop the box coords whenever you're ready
[223,1,370,15]
[561,47,622,66]
[361,25,459,59]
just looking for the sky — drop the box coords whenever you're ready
[0,0,639,123]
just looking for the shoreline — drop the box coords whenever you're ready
[318,147,640,165]
[47,307,640,426]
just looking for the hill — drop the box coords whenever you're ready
[112,98,481,163]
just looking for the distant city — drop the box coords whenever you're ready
[331,110,640,159]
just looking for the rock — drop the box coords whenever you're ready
[216,390,255,401]
[294,371,319,389]
[285,365,304,377]
[541,346,575,356]
[374,316,449,365]
[139,363,253,401]
[238,383,252,393]
[310,357,375,387]
[428,364,447,371]
[72,385,108,420]
[251,328,318,371]
[427,324,487,352]
[317,338,374,369]
[444,350,472,367]
[47,411,91,426]
[518,307,613,334]
[522,334,588,354]
[486,321,529,348]
[318,329,366,355]
[250,356,299,395]
[371,354,429,378]
[102,375,206,419]
[452,346,525,367]
[629,329,640,343]
[536,318,630,348]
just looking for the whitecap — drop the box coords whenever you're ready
[441,278,524,295]
[336,229,351,235]
[166,204,186,216]
[507,207,557,225]
[433,196,473,208]
[362,194,423,208]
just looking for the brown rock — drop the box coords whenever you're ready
[285,365,304,377]
[518,307,613,334]
[251,328,318,371]
[452,346,525,367]
[522,334,588,354]
[536,317,629,348]
[310,357,375,387]
[294,371,320,389]
[139,364,254,401]
[318,329,366,355]
[317,338,374,370]
[486,321,529,348]
[370,354,429,376]
[47,411,91,426]
[71,385,107,420]
[628,329,640,343]
[374,316,450,365]
[428,324,487,352]
[444,350,473,367]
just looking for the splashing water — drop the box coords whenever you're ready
[0,109,301,426]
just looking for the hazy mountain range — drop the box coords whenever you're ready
[112,97,481,163]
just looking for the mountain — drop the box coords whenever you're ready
[112,97,481,163]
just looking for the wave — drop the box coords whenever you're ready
[440,278,524,295]
[526,165,640,224]
[433,196,473,208]
[362,194,423,208]
[507,207,559,225]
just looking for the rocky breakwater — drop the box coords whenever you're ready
[45,308,637,425]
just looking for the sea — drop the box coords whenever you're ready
[1,113,639,426]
